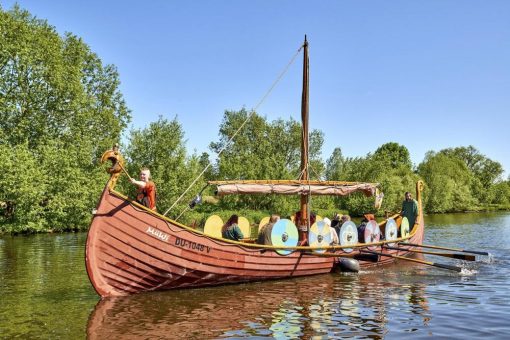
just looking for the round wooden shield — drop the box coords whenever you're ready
[238,216,250,238]
[308,220,332,254]
[258,216,270,231]
[203,215,223,238]
[339,221,358,253]
[401,217,410,238]
[385,218,398,246]
[271,219,299,255]
[364,220,381,250]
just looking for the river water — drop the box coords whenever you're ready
[1,212,509,339]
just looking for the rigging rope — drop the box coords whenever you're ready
[163,43,304,217]
[308,163,323,180]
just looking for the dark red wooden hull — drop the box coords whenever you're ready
[86,184,424,297]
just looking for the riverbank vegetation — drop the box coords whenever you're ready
[1,5,509,234]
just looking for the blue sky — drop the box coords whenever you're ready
[2,1,509,177]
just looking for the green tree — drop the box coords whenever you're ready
[0,5,130,233]
[417,151,475,213]
[0,143,46,232]
[325,143,418,216]
[490,181,510,205]
[439,146,504,203]
[325,147,345,181]
[209,109,325,212]
[0,6,130,150]
[373,142,412,169]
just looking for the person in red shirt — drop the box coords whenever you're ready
[130,168,157,210]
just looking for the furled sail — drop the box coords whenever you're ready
[210,180,379,197]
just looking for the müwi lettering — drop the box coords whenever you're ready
[175,237,211,253]
[145,226,169,242]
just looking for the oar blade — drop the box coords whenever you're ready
[464,250,489,256]
[433,262,462,272]
[451,253,476,261]
[316,252,379,262]
[353,253,379,263]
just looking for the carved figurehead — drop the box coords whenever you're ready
[100,143,126,188]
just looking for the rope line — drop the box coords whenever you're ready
[163,44,304,216]
[308,162,322,179]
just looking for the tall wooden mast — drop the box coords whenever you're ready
[298,36,310,245]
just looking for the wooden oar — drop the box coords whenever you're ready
[399,242,489,256]
[360,249,462,272]
[316,252,379,262]
[383,245,476,261]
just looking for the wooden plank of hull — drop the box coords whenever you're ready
[86,186,424,297]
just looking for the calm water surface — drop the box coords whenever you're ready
[1,213,509,339]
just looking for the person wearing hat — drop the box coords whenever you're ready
[357,213,375,243]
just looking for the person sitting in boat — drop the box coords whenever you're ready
[331,214,350,239]
[331,213,341,228]
[323,217,339,245]
[401,191,418,229]
[341,214,351,225]
[357,213,375,243]
[221,214,244,241]
[256,214,280,245]
[130,167,157,210]
[294,211,316,246]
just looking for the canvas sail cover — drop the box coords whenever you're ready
[211,181,378,197]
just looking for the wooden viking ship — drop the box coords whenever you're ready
[86,37,432,298]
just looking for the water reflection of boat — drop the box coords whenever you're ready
[86,273,430,339]
[85,275,342,339]
[85,37,425,298]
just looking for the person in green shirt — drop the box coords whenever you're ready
[221,214,244,241]
[401,192,418,228]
